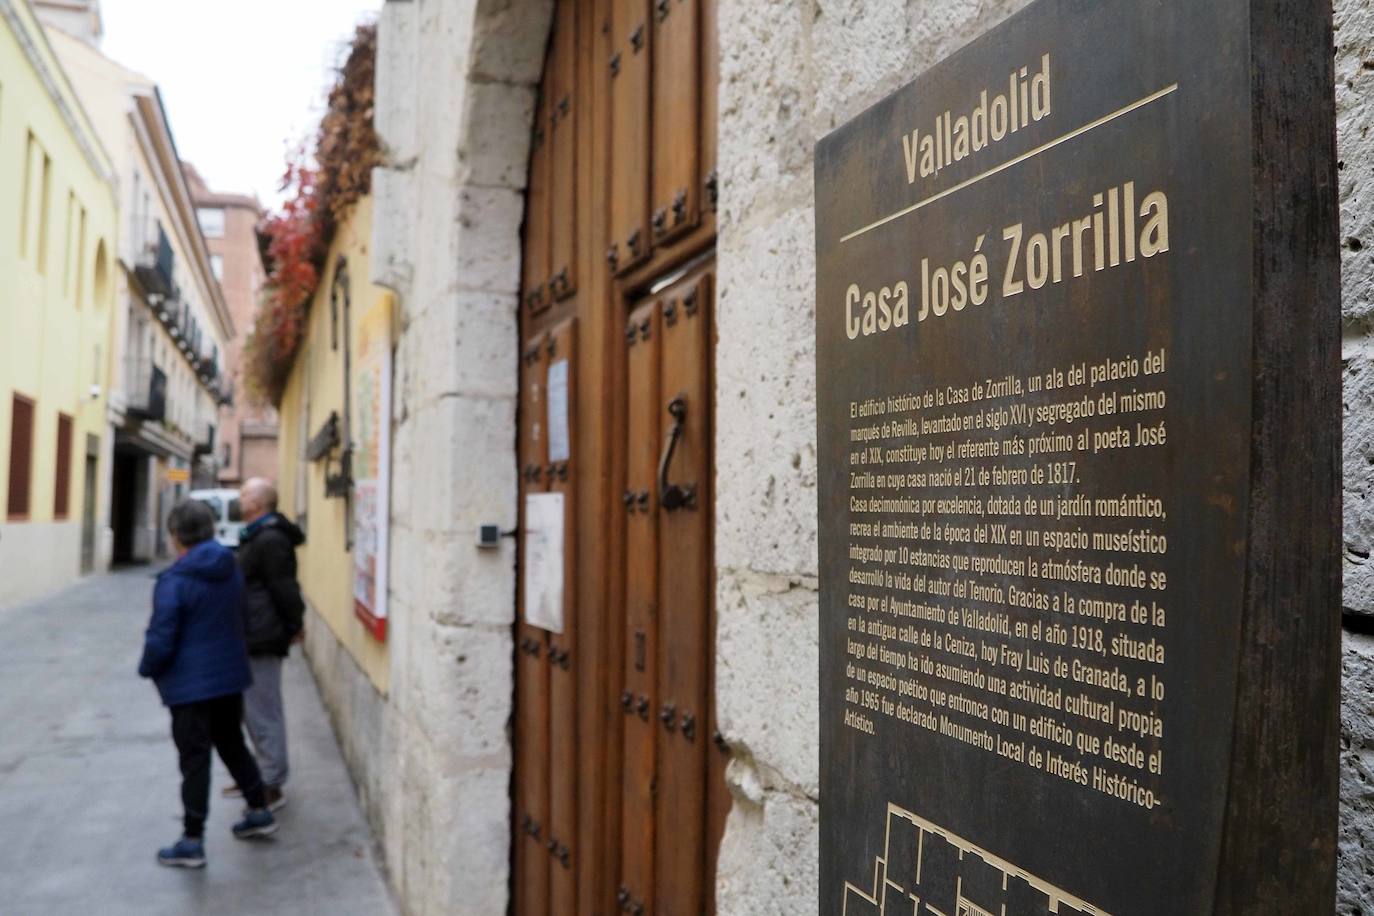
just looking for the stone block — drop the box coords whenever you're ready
[370,166,417,295]
[717,0,812,229]
[454,185,528,295]
[399,394,517,538]
[1346,346,1374,614]
[715,780,820,916]
[375,0,420,167]
[467,0,554,85]
[1341,630,1374,913]
[716,204,819,578]
[810,0,919,125]
[406,290,520,403]
[457,80,538,189]
[424,767,513,914]
[388,526,516,630]
[1337,0,1374,323]
[409,185,465,306]
[716,569,820,796]
[405,617,512,764]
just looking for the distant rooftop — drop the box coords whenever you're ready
[31,0,102,47]
[182,162,262,214]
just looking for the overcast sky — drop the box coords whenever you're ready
[100,0,384,210]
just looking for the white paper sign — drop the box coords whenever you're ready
[547,359,570,463]
[523,492,565,633]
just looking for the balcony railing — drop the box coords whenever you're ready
[126,362,167,422]
[193,421,216,459]
[134,224,175,300]
[197,352,219,386]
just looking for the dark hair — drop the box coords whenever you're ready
[167,500,216,547]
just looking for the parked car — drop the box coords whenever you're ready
[190,488,245,548]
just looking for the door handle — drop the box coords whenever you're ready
[657,395,697,511]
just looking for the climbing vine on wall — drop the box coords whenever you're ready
[244,22,382,405]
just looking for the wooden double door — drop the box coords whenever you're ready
[512,1,728,914]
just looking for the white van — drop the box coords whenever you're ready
[190,488,245,548]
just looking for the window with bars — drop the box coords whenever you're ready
[54,413,73,519]
[7,395,34,520]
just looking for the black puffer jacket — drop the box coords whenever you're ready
[236,513,306,657]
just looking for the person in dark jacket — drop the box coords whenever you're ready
[139,500,277,868]
[229,478,306,811]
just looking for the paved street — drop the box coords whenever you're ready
[0,566,395,916]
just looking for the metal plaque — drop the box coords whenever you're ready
[815,1,1339,913]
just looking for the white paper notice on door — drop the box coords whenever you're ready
[547,358,570,463]
[523,492,565,633]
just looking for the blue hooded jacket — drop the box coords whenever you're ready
[138,540,253,707]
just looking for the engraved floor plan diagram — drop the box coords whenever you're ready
[842,804,1111,916]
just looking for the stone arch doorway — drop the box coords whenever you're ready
[502,0,728,914]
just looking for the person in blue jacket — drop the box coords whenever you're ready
[139,499,278,868]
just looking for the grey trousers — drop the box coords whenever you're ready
[244,655,289,787]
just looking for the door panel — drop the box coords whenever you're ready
[524,92,553,317]
[513,2,725,913]
[650,0,700,246]
[652,273,711,916]
[549,0,578,302]
[515,340,551,915]
[546,319,579,915]
[699,0,718,218]
[609,0,652,276]
[619,298,661,915]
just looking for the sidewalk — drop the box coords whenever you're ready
[0,566,396,916]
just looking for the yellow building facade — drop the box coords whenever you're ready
[278,195,393,691]
[0,0,118,606]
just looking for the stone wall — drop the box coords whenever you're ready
[1337,0,1374,910]
[301,1,552,914]
[711,3,1032,910]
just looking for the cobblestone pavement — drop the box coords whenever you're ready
[0,566,396,916]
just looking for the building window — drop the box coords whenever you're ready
[7,394,34,520]
[92,239,107,308]
[19,133,49,270]
[63,191,74,295]
[210,254,224,280]
[197,207,225,238]
[54,413,73,519]
[76,206,87,305]
[36,147,51,275]
[20,133,34,259]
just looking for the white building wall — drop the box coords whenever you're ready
[0,522,82,608]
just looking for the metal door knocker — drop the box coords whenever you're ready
[657,395,697,511]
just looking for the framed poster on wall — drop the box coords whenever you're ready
[352,293,393,641]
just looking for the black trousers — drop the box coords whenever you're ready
[170,693,267,838]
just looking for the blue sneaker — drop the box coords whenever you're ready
[231,807,278,840]
[157,836,206,868]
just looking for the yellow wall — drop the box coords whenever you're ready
[278,195,390,692]
[0,0,117,601]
